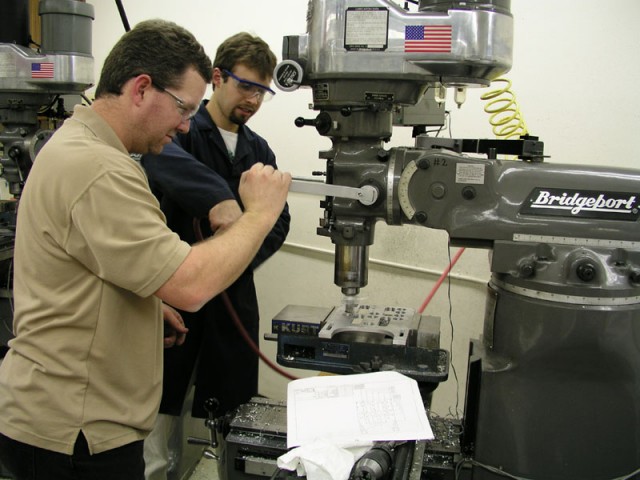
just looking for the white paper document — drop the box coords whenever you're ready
[286,371,434,448]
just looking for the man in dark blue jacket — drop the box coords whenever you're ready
[141,33,290,480]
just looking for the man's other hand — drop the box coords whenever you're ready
[162,303,188,348]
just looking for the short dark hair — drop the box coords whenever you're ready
[214,32,277,83]
[95,19,212,98]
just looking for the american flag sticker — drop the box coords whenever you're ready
[404,25,453,53]
[31,62,55,79]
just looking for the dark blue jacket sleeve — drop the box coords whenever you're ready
[251,143,291,270]
[142,141,235,220]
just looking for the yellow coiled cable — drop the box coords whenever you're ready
[481,77,529,139]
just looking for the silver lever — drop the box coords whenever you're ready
[289,177,378,206]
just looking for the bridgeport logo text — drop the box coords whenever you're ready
[521,188,640,220]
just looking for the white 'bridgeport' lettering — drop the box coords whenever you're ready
[532,191,637,215]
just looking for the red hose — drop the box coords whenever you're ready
[193,218,299,381]
[417,247,465,314]
[220,291,298,381]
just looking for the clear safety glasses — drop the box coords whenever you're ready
[154,84,199,121]
[223,69,275,102]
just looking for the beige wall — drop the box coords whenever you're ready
[89,0,640,416]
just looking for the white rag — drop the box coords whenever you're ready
[277,440,372,480]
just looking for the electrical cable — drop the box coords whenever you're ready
[192,218,299,381]
[415,245,465,418]
[480,77,529,140]
[444,245,461,419]
[422,110,451,138]
[114,0,131,32]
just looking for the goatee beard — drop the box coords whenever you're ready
[230,113,248,126]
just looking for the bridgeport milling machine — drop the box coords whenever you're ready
[221,1,640,480]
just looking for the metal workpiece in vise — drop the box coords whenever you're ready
[187,398,222,460]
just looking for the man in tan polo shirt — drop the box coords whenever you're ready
[0,19,290,480]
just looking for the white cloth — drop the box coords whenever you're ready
[277,440,371,480]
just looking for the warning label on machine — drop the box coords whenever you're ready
[344,7,388,51]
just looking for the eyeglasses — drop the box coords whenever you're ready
[153,84,199,121]
[222,69,275,102]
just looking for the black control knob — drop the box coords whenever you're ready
[204,397,219,418]
[294,112,333,135]
[294,117,315,128]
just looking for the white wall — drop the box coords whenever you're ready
[91,1,640,416]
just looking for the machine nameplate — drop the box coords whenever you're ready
[365,92,394,103]
[313,83,329,101]
[521,188,639,220]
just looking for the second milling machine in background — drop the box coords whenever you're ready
[0,0,94,347]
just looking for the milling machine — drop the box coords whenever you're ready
[229,1,640,480]
[0,0,94,347]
